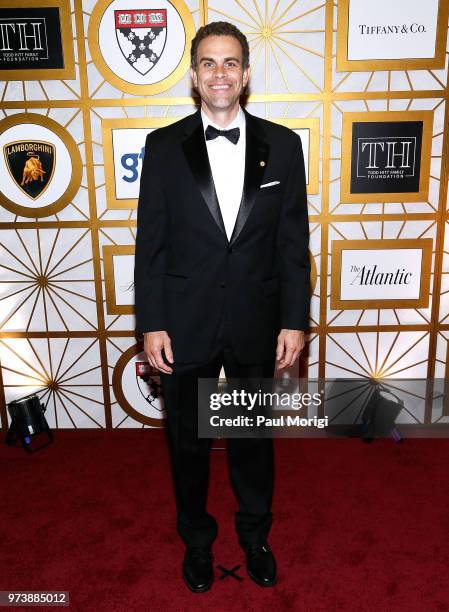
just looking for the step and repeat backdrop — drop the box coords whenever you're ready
[0,0,449,429]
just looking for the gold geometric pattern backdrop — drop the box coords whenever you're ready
[0,0,449,429]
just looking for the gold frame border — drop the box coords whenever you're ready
[103,244,135,314]
[274,118,320,195]
[330,238,433,310]
[336,0,449,72]
[112,342,165,427]
[102,117,182,209]
[88,0,196,96]
[340,110,434,204]
[0,0,75,81]
[0,112,82,218]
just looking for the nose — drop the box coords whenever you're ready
[213,64,226,78]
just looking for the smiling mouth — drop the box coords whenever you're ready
[209,84,232,90]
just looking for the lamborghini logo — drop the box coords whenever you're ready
[4,140,56,200]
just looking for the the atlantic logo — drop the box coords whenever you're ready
[114,9,167,75]
[330,239,432,310]
[358,23,427,35]
[349,264,412,287]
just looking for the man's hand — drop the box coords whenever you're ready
[276,329,305,368]
[143,331,174,374]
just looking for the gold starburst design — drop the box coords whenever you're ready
[208,0,326,93]
[1,337,104,428]
[0,228,97,332]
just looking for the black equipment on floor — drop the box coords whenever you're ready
[5,394,53,453]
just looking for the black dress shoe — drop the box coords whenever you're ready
[182,547,214,593]
[245,543,277,587]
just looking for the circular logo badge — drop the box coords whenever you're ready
[88,0,195,95]
[112,343,166,427]
[0,113,82,218]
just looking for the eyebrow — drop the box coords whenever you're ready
[199,56,241,64]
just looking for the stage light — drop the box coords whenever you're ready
[325,378,404,443]
[360,381,404,443]
[5,393,53,453]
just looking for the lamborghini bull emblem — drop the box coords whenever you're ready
[4,140,55,199]
[22,154,46,185]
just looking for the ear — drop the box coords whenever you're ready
[190,66,198,88]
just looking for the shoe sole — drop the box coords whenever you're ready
[182,573,214,593]
[247,568,278,587]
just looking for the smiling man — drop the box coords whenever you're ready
[134,21,310,592]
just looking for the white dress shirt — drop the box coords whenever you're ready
[201,107,246,241]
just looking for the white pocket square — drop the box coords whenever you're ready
[260,181,280,189]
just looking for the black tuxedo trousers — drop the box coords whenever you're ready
[161,312,276,548]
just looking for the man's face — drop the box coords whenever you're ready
[190,35,250,115]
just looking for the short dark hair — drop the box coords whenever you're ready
[190,21,250,69]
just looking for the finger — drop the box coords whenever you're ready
[279,345,294,365]
[153,360,173,374]
[144,348,156,368]
[151,349,173,374]
[163,338,174,364]
[288,350,300,367]
[276,337,286,361]
[146,354,156,369]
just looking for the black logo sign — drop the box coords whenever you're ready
[4,141,56,199]
[350,121,423,195]
[0,7,64,70]
[114,9,167,75]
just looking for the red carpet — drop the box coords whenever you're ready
[1,432,449,611]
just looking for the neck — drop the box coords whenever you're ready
[201,102,241,128]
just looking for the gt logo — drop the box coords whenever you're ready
[121,146,145,183]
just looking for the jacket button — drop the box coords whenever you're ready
[220,282,226,288]
[228,246,233,254]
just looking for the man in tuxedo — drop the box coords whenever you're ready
[134,21,310,592]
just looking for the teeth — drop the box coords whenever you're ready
[211,85,230,89]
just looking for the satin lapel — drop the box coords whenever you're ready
[230,114,269,245]
[182,116,227,239]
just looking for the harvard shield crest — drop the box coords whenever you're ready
[114,9,167,76]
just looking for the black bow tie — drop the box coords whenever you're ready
[205,124,240,145]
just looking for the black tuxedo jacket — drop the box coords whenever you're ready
[134,108,310,364]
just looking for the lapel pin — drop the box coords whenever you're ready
[260,160,266,167]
